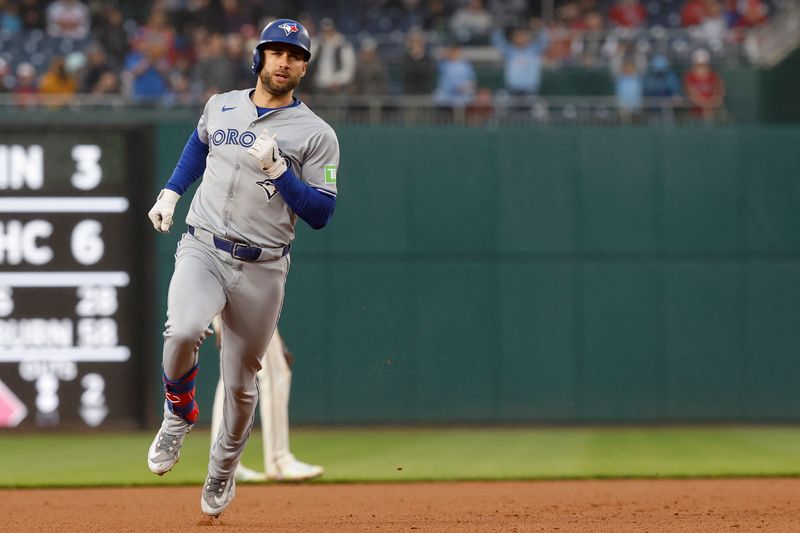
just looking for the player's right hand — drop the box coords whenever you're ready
[247,129,288,179]
[147,189,181,233]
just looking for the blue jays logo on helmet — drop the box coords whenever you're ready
[251,18,311,74]
[278,23,299,36]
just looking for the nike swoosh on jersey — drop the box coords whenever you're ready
[221,105,236,112]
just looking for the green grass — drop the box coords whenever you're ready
[2,426,800,488]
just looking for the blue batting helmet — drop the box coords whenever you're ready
[251,19,311,74]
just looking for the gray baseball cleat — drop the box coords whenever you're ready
[147,427,188,475]
[200,475,236,517]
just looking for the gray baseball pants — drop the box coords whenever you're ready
[160,232,289,479]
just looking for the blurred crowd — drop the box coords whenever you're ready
[0,0,774,118]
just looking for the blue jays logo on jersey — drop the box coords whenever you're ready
[256,178,279,201]
[278,23,299,35]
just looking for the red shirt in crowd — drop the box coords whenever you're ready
[683,68,724,108]
[681,0,707,26]
[728,0,769,26]
[609,1,647,27]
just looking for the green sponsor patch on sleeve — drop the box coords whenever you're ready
[324,165,337,184]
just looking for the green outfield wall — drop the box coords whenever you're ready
[150,124,800,424]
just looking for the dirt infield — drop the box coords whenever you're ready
[4,478,799,532]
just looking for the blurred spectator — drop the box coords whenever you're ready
[466,86,494,124]
[558,1,583,27]
[188,25,210,67]
[576,0,600,15]
[160,1,189,34]
[700,0,728,49]
[433,42,476,106]
[545,3,579,66]
[167,71,194,106]
[401,27,437,95]
[390,0,428,31]
[38,55,78,106]
[13,62,39,106]
[123,34,173,103]
[683,48,725,121]
[450,0,493,45]
[19,0,44,31]
[612,55,643,118]
[0,1,22,34]
[94,4,130,69]
[224,33,252,90]
[572,8,606,66]
[295,11,317,85]
[424,0,450,37]
[194,32,235,99]
[608,0,647,29]
[0,58,11,92]
[313,18,356,94]
[89,70,120,97]
[352,37,390,95]
[79,43,116,93]
[642,55,681,98]
[297,11,317,38]
[488,0,531,27]
[186,0,223,34]
[682,0,707,26]
[220,0,251,34]
[246,0,294,20]
[492,20,549,95]
[726,0,768,27]
[133,7,178,66]
[682,0,768,36]
[46,0,90,39]
[573,4,605,31]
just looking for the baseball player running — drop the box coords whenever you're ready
[209,315,324,482]
[146,18,339,518]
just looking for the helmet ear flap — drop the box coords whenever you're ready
[251,47,262,74]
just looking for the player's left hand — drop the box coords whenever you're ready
[247,129,288,179]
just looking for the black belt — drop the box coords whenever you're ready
[187,225,290,262]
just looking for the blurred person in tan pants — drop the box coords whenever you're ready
[210,315,324,482]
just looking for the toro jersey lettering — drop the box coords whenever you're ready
[187,89,340,248]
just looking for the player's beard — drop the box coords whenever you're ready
[260,68,300,97]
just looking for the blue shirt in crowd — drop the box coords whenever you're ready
[433,56,476,106]
[492,28,549,95]
[124,51,171,103]
[615,73,643,111]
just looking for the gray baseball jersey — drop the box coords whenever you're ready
[154,90,340,481]
[188,89,339,248]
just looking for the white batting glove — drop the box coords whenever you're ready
[147,189,180,233]
[247,129,288,179]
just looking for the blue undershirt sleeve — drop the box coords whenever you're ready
[164,130,208,195]
[272,163,337,230]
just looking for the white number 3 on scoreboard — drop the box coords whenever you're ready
[71,145,102,190]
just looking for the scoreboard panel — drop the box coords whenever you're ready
[0,126,152,429]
